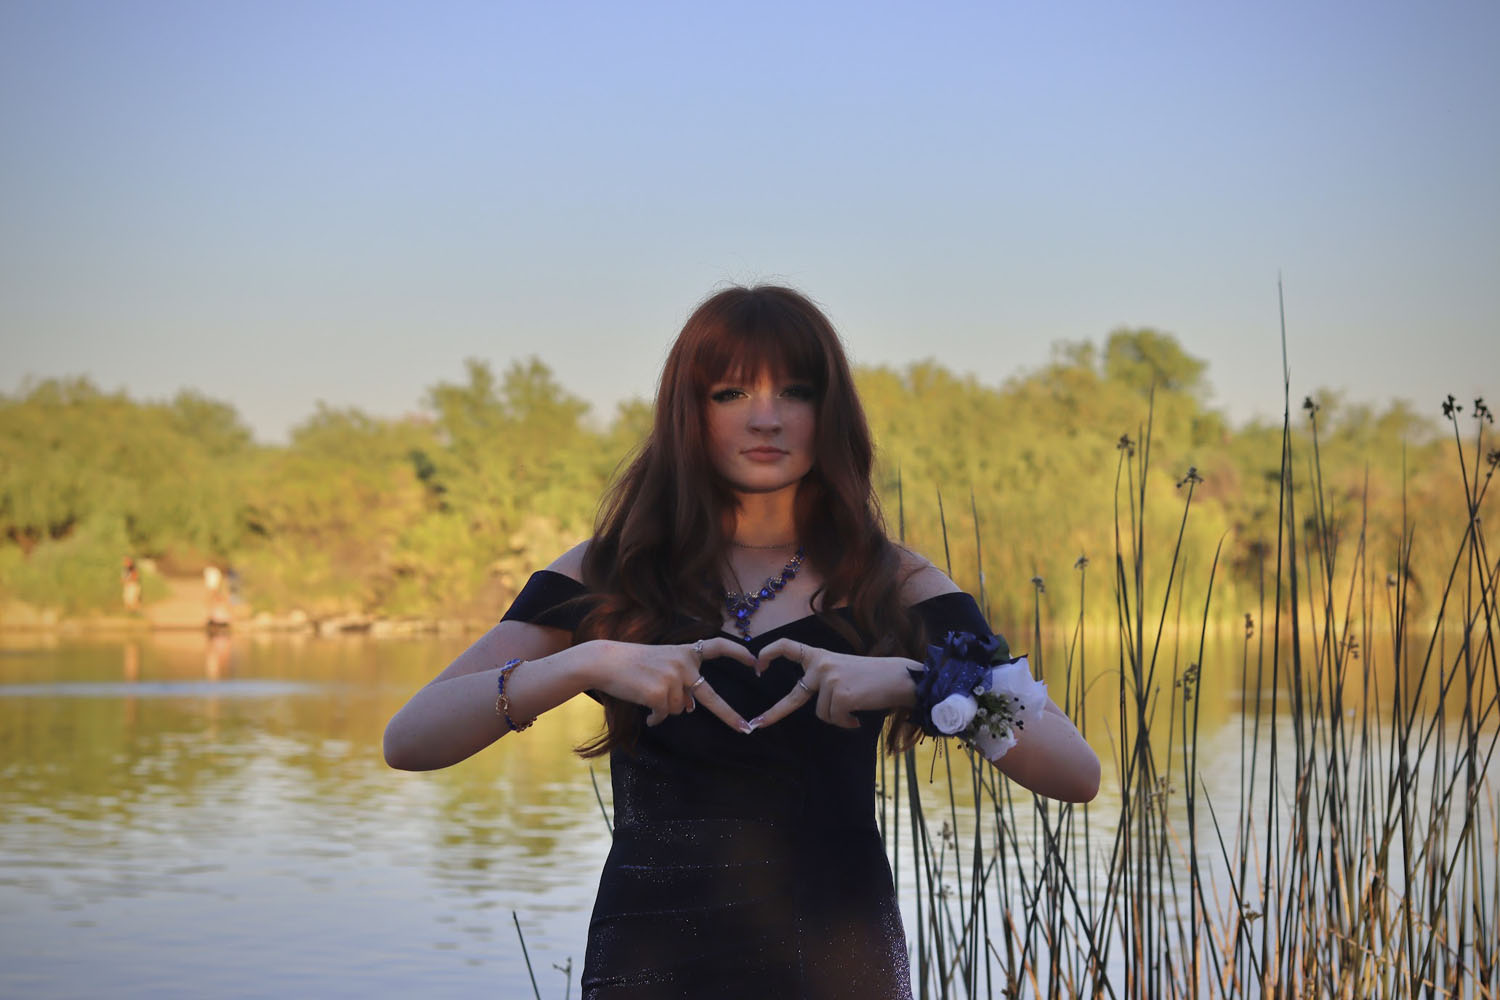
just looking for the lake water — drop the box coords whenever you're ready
[0,631,1491,998]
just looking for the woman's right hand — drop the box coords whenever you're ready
[384,629,761,771]
[586,637,759,733]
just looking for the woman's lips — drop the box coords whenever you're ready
[743,447,788,461]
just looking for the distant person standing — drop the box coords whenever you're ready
[204,564,231,630]
[121,557,142,612]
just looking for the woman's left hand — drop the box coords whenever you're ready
[748,639,916,731]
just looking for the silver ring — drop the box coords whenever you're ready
[795,678,812,694]
[690,676,707,690]
[692,639,704,662]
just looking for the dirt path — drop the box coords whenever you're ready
[144,576,223,630]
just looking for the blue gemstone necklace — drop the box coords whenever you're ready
[724,546,805,639]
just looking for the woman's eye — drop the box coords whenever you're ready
[781,384,816,401]
[710,388,745,403]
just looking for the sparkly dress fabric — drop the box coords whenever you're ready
[502,572,995,1000]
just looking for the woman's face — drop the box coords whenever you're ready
[704,368,817,496]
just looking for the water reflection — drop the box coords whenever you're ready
[0,631,1492,998]
[0,634,618,998]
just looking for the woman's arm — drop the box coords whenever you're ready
[989,699,1100,803]
[384,541,759,770]
[899,550,1099,802]
[384,628,759,771]
[385,628,760,771]
[747,640,1100,803]
[384,544,591,770]
[383,618,586,771]
[746,548,1100,802]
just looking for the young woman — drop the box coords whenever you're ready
[384,285,1099,999]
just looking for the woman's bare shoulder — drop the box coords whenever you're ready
[545,540,591,584]
[896,545,961,605]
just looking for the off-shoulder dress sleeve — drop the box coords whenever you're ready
[500,570,595,632]
[913,591,1013,660]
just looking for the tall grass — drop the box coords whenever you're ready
[888,355,1499,995]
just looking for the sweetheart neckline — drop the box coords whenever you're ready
[716,606,854,645]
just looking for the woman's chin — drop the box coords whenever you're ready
[720,471,805,496]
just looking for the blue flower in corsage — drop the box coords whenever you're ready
[915,631,1048,762]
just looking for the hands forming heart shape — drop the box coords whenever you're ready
[746,638,916,733]
[614,637,915,736]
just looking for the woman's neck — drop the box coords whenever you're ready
[729,485,798,548]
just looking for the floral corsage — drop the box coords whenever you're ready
[912,631,1048,762]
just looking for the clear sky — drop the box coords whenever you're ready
[3,0,1496,442]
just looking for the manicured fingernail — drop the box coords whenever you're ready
[747,717,763,729]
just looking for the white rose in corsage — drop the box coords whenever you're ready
[914,632,1047,763]
[930,692,979,734]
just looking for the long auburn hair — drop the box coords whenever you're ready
[575,285,924,756]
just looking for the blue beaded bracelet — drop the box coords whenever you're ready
[495,658,533,733]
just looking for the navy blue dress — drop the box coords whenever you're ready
[503,572,994,1000]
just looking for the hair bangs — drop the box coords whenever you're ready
[690,292,830,393]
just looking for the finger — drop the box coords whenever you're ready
[748,679,814,732]
[698,636,759,670]
[816,684,860,729]
[684,675,705,713]
[690,678,754,735]
[756,637,809,675]
[649,681,685,727]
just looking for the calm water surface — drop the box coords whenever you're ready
[2,631,1476,997]
[1,634,616,999]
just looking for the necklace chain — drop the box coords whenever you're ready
[730,538,799,550]
[724,546,805,639]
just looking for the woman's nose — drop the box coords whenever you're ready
[747,394,782,430]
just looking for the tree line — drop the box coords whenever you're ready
[1,331,1482,630]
